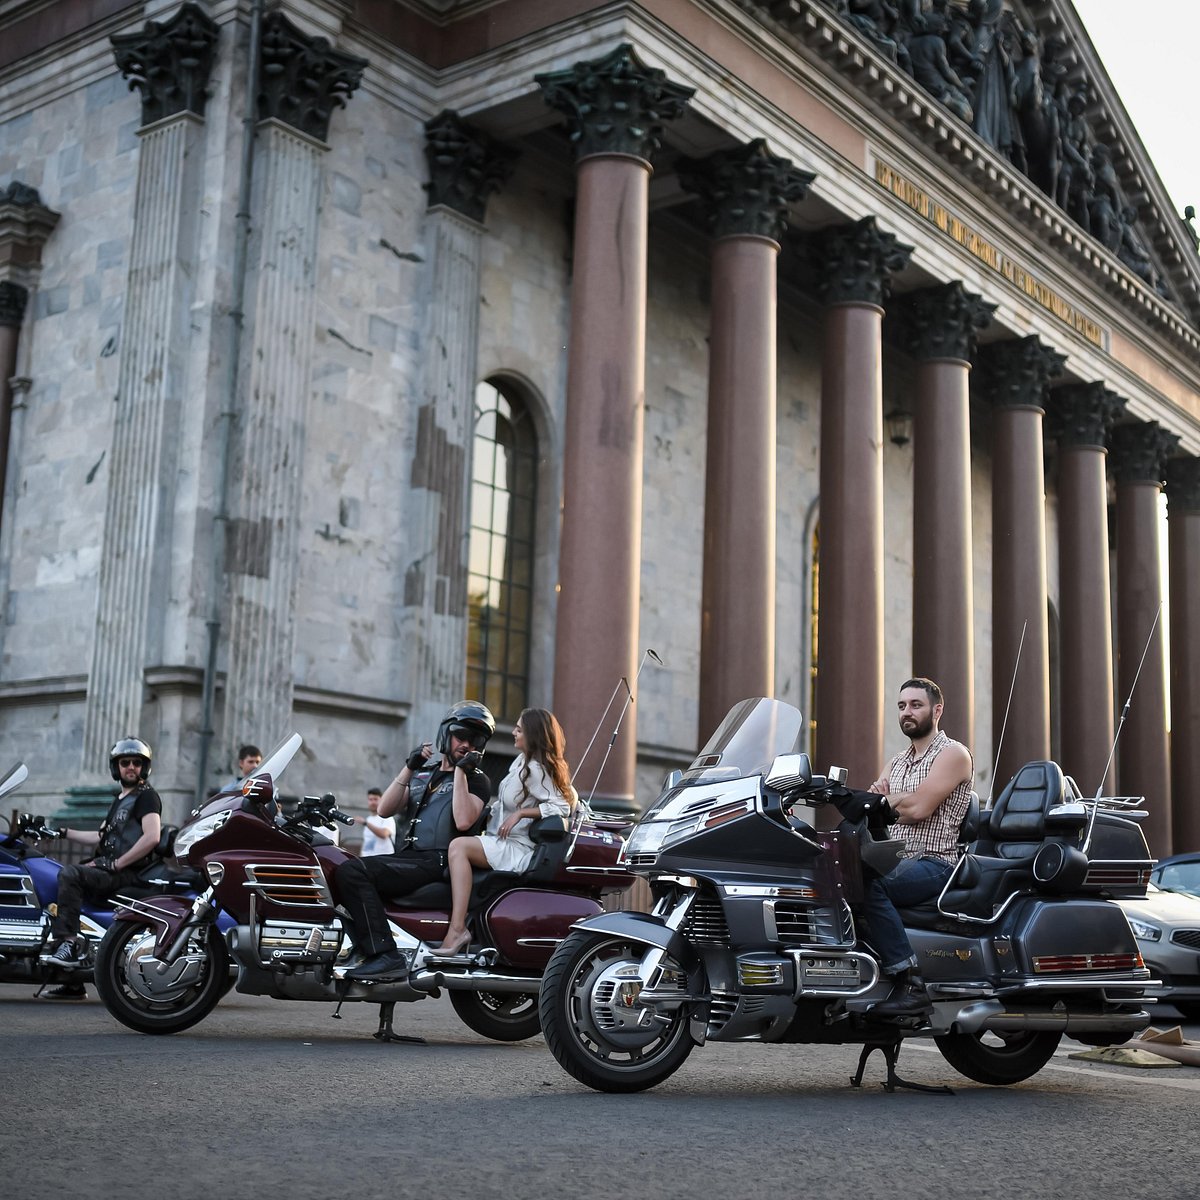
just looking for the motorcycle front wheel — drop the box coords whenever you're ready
[538,930,696,1093]
[934,1028,1062,1085]
[95,919,229,1035]
[449,988,541,1041]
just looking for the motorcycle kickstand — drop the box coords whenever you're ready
[851,1039,954,1095]
[373,1001,426,1046]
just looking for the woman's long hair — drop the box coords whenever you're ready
[518,708,575,808]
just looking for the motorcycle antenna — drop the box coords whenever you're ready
[986,620,1027,805]
[566,648,663,861]
[1082,605,1162,855]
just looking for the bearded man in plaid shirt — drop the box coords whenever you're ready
[863,677,974,1018]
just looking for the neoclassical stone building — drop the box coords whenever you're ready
[1,1,1198,854]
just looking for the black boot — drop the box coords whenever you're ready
[871,971,932,1018]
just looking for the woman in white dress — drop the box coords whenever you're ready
[437,708,576,956]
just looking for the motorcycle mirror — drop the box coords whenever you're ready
[765,753,812,791]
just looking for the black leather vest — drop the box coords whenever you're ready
[404,769,458,852]
[98,788,152,863]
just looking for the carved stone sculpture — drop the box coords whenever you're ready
[1088,144,1123,252]
[1110,422,1180,486]
[810,216,913,307]
[536,43,694,164]
[677,139,814,242]
[423,111,517,224]
[967,0,1022,166]
[257,10,367,142]
[898,281,995,362]
[110,2,220,126]
[907,12,973,122]
[1012,28,1059,199]
[1049,382,1125,448]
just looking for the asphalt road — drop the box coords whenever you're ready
[4,984,1198,1200]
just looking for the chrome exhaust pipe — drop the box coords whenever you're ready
[411,969,541,994]
[980,1009,1150,1034]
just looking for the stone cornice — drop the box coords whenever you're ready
[740,0,1200,351]
[0,180,60,275]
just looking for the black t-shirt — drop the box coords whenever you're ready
[420,768,491,806]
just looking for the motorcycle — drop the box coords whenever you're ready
[0,761,214,992]
[537,697,1157,1093]
[95,734,636,1041]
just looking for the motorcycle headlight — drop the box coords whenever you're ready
[620,822,671,863]
[173,810,231,860]
[1126,916,1162,942]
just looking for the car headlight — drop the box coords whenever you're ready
[1126,916,1162,942]
[173,810,231,860]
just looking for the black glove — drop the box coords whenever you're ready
[91,855,117,872]
[831,787,895,826]
[406,747,428,772]
[457,751,483,772]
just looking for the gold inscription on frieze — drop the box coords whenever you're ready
[875,161,1106,348]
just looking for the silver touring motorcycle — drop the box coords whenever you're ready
[538,698,1157,1093]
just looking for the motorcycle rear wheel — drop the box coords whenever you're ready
[934,1028,1061,1085]
[538,930,695,1093]
[96,919,228,1035]
[449,989,541,1041]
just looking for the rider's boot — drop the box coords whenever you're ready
[871,970,932,1018]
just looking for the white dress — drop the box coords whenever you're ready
[478,756,573,874]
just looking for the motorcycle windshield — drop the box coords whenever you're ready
[0,762,28,800]
[685,698,805,785]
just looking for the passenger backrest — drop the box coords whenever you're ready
[958,793,981,848]
[986,761,1064,859]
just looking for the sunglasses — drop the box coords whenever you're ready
[117,757,144,767]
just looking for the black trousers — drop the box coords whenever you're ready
[334,850,446,957]
[51,863,141,940]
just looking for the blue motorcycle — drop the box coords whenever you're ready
[0,761,229,996]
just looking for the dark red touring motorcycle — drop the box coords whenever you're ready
[94,735,635,1042]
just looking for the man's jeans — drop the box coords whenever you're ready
[862,855,952,974]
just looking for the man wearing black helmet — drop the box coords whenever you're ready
[334,701,495,980]
[39,737,163,993]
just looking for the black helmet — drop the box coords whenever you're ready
[109,736,153,782]
[436,701,495,754]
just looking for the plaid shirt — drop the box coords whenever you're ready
[886,730,974,863]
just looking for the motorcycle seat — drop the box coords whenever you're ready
[385,817,571,912]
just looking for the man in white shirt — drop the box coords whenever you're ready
[356,787,396,856]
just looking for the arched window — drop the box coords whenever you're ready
[465,379,537,721]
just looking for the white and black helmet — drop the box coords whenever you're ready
[109,736,153,782]
[436,701,495,754]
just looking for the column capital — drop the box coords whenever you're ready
[1110,421,1180,486]
[894,281,995,362]
[111,2,220,126]
[975,336,1066,410]
[423,110,517,224]
[0,182,61,275]
[810,217,912,307]
[536,43,693,165]
[0,280,28,327]
[1047,382,1127,448]
[1165,456,1200,513]
[676,138,814,242]
[257,10,367,142]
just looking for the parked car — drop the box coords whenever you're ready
[1117,883,1200,1021]
[1150,852,1200,899]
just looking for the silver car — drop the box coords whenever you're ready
[1117,884,1200,1021]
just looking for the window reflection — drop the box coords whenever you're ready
[466,380,537,720]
